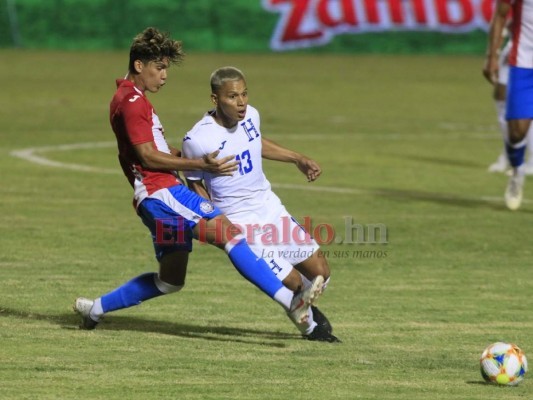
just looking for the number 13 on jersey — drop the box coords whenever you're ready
[235,150,253,175]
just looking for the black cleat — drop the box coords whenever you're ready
[306,306,340,342]
[311,306,332,334]
[305,323,341,343]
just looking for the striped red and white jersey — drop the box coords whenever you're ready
[504,0,533,67]
[110,79,181,207]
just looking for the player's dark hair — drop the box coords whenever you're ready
[210,66,246,94]
[128,27,185,74]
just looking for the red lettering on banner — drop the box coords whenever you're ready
[263,0,494,50]
[364,0,405,24]
[389,0,405,23]
[317,0,357,27]
[364,0,379,23]
[435,0,474,26]
[481,0,494,23]
[270,0,322,42]
[412,0,428,24]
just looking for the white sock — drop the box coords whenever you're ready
[300,274,312,290]
[273,286,293,311]
[273,283,317,334]
[154,275,183,294]
[516,164,526,177]
[301,274,329,292]
[304,307,317,335]
[90,298,104,320]
[287,306,317,335]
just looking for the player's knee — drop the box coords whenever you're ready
[155,275,184,294]
[202,215,244,250]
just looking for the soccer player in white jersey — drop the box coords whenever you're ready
[484,0,533,210]
[182,66,340,342]
[73,28,323,330]
[487,21,533,174]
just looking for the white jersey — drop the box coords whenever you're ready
[182,105,320,278]
[506,0,533,68]
[182,105,275,218]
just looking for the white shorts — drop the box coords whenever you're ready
[498,40,512,86]
[227,191,320,282]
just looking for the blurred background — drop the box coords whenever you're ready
[0,0,493,54]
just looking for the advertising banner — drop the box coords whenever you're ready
[0,0,495,53]
[263,0,494,50]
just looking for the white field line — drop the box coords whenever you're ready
[9,141,523,204]
[10,141,119,174]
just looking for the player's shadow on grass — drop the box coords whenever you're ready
[100,315,294,347]
[373,187,533,212]
[0,306,294,347]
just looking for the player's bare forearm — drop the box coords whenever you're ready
[169,145,181,158]
[261,137,300,163]
[483,1,510,84]
[186,179,211,200]
[134,142,239,175]
[134,142,204,171]
[261,138,321,182]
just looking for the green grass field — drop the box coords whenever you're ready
[1,50,532,399]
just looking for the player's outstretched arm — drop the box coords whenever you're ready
[483,0,510,84]
[134,142,239,175]
[261,137,321,182]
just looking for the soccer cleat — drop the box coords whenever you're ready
[73,297,99,330]
[288,275,324,324]
[305,323,341,343]
[504,173,525,211]
[488,153,509,173]
[310,306,332,334]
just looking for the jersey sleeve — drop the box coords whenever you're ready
[181,135,205,181]
[122,97,154,145]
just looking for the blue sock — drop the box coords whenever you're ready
[101,272,164,313]
[506,142,527,168]
[226,239,283,298]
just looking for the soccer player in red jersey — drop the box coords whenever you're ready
[73,28,323,330]
[484,0,533,210]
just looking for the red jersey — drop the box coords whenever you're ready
[110,79,181,207]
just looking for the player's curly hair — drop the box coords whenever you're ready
[128,27,185,74]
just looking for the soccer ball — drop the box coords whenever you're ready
[480,342,528,386]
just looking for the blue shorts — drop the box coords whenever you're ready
[506,66,533,120]
[137,185,222,261]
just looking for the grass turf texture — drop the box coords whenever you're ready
[1,50,532,399]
